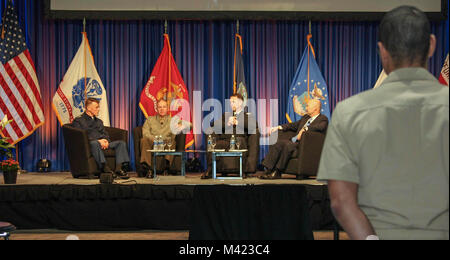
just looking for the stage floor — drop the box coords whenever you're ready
[0,171,334,234]
[1,171,325,186]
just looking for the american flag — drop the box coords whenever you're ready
[0,0,44,144]
[439,54,449,87]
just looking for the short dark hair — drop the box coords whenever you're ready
[85,98,100,108]
[230,93,244,101]
[379,6,431,67]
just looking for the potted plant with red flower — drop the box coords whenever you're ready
[0,158,20,184]
[1,115,19,184]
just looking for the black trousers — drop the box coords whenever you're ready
[262,139,298,172]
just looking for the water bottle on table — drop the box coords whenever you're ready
[230,135,236,151]
[155,135,161,151]
[207,134,212,151]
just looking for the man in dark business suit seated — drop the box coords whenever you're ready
[260,99,328,179]
[201,93,258,179]
[72,98,130,179]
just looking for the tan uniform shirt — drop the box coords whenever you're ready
[142,115,174,141]
[317,68,449,239]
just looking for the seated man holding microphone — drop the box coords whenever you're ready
[201,93,259,179]
[260,99,328,179]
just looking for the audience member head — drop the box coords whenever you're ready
[378,6,436,74]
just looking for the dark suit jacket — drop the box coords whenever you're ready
[72,112,111,142]
[281,114,328,136]
[212,111,259,140]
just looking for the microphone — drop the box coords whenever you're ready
[229,111,237,127]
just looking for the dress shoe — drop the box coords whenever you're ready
[201,169,212,179]
[121,162,130,172]
[139,163,151,178]
[258,169,273,179]
[115,169,130,180]
[259,169,281,180]
[145,169,154,179]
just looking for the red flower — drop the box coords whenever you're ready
[1,158,19,171]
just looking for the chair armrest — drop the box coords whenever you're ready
[133,126,143,171]
[105,127,128,143]
[62,124,92,162]
[278,129,297,141]
[296,131,326,176]
[245,131,260,173]
[175,133,186,151]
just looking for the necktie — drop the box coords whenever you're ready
[304,118,313,128]
[291,117,313,143]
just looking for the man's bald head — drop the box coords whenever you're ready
[306,99,321,117]
[157,99,169,117]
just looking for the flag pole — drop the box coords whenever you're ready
[165,21,171,104]
[15,144,18,161]
[307,21,311,100]
[1,3,6,39]
[164,20,167,34]
[83,18,87,106]
[234,20,239,94]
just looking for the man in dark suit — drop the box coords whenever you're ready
[260,99,328,179]
[201,93,258,179]
[72,98,130,179]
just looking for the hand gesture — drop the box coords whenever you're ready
[98,139,109,150]
[227,116,237,126]
[269,126,281,135]
[295,128,305,141]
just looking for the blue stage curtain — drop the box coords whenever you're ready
[3,1,448,172]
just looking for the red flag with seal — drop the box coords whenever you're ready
[139,34,194,149]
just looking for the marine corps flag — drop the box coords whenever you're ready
[52,32,110,126]
[139,34,194,149]
[286,34,330,123]
[233,33,248,105]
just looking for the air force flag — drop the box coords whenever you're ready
[286,35,330,123]
[52,32,110,126]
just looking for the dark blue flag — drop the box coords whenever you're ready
[286,35,330,123]
[234,34,248,104]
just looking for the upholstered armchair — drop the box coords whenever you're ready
[62,124,128,178]
[276,129,326,179]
